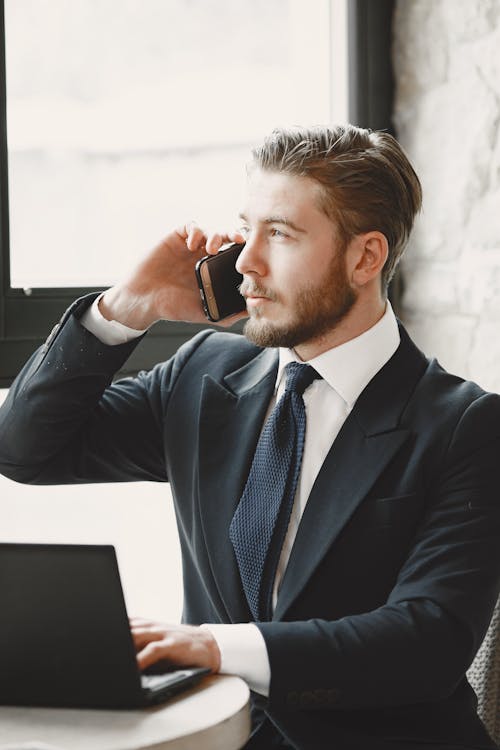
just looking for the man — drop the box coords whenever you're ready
[0,124,499,750]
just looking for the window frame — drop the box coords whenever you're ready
[0,0,395,387]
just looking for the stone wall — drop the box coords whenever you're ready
[393,0,500,393]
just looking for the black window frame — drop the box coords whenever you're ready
[0,0,394,387]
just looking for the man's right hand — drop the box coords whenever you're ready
[99,222,246,330]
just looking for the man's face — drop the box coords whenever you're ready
[236,167,357,353]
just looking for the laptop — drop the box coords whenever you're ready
[0,543,210,709]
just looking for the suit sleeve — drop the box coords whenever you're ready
[0,295,209,486]
[257,392,500,712]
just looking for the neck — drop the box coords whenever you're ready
[294,295,387,361]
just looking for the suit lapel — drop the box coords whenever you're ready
[197,347,279,622]
[274,419,410,619]
[196,325,428,624]
[274,325,428,620]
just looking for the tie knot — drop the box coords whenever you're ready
[284,362,320,396]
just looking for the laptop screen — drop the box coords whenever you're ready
[0,543,142,707]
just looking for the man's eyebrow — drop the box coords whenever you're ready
[238,212,306,233]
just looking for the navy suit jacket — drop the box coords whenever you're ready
[1,293,499,750]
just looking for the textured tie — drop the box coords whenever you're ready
[229,362,321,621]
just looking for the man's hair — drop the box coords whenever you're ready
[251,124,422,293]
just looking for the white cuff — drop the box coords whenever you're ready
[79,294,147,346]
[202,623,271,697]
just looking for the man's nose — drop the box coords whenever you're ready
[236,236,266,276]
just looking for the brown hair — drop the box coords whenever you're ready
[251,124,422,293]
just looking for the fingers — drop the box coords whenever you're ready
[137,638,175,671]
[206,230,246,255]
[129,616,156,627]
[175,221,207,253]
[129,620,221,673]
[174,223,245,257]
[131,625,165,650]
[131,623,177,669]
[129,617,159,637]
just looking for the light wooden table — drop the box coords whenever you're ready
[0,674,251,750]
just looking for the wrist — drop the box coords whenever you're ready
[199,625,222,673]
[206,631,222,674]
[99,286,157,330]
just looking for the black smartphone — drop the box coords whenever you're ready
[195,242,246,322]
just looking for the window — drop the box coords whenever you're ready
[0,0,394,386]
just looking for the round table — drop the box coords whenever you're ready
[0,674,251,750]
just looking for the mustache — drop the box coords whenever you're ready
[239,280,278,302]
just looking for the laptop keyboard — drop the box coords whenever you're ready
[141,671,192,690]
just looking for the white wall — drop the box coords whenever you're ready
[0,390,183,623]
[393,0,500,394]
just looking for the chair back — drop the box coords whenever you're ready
[467,598,500,744]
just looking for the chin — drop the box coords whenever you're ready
[243,317,302,349]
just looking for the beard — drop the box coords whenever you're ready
[241,251,357,350]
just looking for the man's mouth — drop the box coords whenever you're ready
[240,282,276,304]
[245,295,269,308]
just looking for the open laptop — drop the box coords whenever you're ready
[0,543,210,709]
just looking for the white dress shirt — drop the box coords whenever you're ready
[80,297,400,696]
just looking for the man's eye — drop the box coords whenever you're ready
[271,228,288,239]
[239,226,250,237]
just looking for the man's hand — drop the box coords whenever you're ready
[99,223,247,330]
[130,617,221,674]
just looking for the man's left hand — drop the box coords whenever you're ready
[130,618,221,673]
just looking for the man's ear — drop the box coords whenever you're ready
[349,232,389,287]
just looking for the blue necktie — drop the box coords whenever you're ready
[229,362,321,621]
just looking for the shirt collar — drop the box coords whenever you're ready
[276,302,400,407]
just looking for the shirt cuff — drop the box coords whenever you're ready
[79,294,148,346]
[202,623,271,697]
